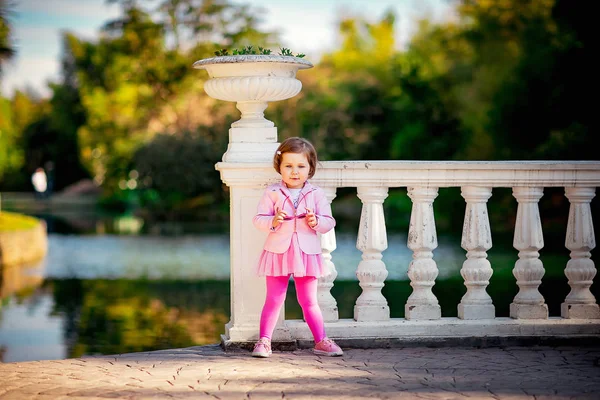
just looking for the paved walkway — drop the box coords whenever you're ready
[1,345,599,399]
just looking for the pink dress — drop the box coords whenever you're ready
[255,232,326,278]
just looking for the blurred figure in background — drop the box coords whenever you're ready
[44,161,55,197]
[31,167,47,200]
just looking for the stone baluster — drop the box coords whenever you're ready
[458,186,495,319]
[562,187,600,318]
[510,187,548,319]
[354,186,390,321]
[318,186,339,322]
[405,186,441,320]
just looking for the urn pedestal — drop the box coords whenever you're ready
[193,54,313,162]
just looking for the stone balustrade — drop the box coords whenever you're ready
[192,55,600,345]
[216,160,600,345]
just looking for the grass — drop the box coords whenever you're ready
[0,211,40,232]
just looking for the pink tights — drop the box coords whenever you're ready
[259,275,325,343]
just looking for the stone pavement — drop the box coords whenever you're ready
[1,345,599,399]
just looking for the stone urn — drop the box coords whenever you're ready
[193,54,313,162]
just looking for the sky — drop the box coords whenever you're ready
[1,0,454,98]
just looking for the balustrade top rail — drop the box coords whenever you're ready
[216,160,600,187]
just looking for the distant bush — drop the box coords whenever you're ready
[132,131,223,217]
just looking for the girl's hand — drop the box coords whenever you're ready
[272,208,287,229]
[306,208,317,228]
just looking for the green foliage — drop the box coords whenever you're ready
[272,10,464,162]
[214,45,304,57]
[1,0,594,224]
[66,2,279,195]
[68,8,188,191]
[215,45,269,55]
[382,189,412,231]
[20,113,89,191]
[0,92,47,189]
[236,45,269,55]
[0,97,17,181]
[132,131,224,218]
[485,0,594,159]
[0,0,15,73]
[278,47,305,58]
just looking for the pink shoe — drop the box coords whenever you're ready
[313,337,343,356]
[252,338,272,358]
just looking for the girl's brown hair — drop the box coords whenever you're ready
[273,137,318,178]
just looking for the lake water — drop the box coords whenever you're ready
[0,226,594,363]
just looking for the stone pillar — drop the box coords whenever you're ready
[217,154,311,343]
[510,187,548,319]
[200,56,314,343]
[562,187,600,318]
[318,186,339,322]
[224,126,278,163]
[215,175,280,342]
[405,186,441,320]
[458,186,495,319]
[354,186,390,321]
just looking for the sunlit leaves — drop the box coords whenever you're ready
[66,1,279,194]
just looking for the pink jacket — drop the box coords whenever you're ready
[253,181,336,254]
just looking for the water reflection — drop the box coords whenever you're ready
[0,262,45,299]
[0,233,235,362]
[0,278,230,362]
[51,279,229,358]
[0,231,464,362]
[0,261,62,362]
[1,229,597,363]
[0,288,66,362]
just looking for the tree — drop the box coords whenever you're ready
[271,10,464,162]
[0,0,16,183]
[0,0,15,76]
[0,92,44,189]
[132,130,224,219]
[109,0,278,51]
[69,7,189,191]
[69,1,278,194]
[488,0,595,159]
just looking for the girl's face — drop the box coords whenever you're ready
[280,152,310,189]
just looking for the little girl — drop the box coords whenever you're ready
[252,137,343,358]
